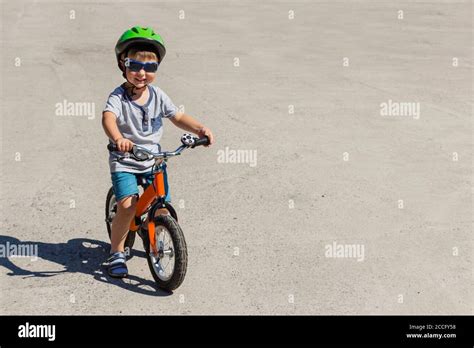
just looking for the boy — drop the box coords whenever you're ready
[102,26,214,278]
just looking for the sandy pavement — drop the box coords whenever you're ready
[0,0,472,314]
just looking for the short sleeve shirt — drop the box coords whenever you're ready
[103,84,177,173]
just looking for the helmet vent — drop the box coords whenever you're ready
[131,27,139,33]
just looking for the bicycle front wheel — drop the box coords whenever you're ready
[142,215,188,291]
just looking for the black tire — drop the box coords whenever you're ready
[142,215,187,291]
[105,187,136,253]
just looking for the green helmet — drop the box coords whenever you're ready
[115,26,166,72]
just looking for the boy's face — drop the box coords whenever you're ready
[124,56,158,88]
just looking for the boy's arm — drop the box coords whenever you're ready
[170,112,215,145]
[102,111,134,151]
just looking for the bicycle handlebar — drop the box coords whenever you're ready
[192,137,210,147]
[107,134,210,162]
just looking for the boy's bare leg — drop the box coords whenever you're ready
[155,208,170,216]
[110,195,137,253]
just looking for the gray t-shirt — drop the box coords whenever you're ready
[103,84,177,173]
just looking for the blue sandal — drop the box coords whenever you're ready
[105,252,128,278]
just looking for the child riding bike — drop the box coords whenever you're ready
[102,26,214,278]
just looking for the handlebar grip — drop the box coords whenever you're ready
[192,136,210,148]
[107,143,118,152]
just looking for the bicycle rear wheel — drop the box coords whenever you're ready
[142,214,187,291]
[105,187,136,255]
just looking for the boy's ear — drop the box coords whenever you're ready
[119,53,126,71]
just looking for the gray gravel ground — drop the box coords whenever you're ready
[0,0,472,314]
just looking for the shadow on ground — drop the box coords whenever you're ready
[0,235,171,297]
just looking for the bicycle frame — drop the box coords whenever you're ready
[128,163,167,256]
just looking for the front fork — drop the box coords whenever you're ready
[148,170,167,257]
[147,198,166,257]
[147,201,179,258]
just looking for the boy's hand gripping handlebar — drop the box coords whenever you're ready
[107,133,210,162]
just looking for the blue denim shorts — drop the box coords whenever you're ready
[111,165,171,202]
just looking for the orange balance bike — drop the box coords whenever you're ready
[105,134,209,291]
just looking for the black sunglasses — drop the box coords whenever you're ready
[124,58,159,73]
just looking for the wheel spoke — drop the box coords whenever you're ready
[163,259,171,272]
[151,224,176,281]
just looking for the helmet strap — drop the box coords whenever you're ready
[119,56,148,97]
[122,80,148,98]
